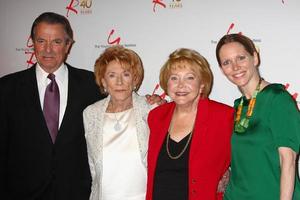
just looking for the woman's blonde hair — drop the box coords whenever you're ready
[160,48,213,97]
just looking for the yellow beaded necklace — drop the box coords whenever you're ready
[234,78,262,133]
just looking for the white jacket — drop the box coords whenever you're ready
[83,93,151,200]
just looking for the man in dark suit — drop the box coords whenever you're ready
[0,12,105,200]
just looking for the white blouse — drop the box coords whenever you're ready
[102,108,146,200]
[83,93,152,200]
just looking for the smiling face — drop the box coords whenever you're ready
[167,62,204,107]
[218,42,260,90]
[101,60,135,105]
[33,22,71,73]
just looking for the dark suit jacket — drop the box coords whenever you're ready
[0,64,104,200]
[146,99,234,200]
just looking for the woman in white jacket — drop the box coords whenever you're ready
[83,45,156,200]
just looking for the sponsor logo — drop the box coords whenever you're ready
[94,29,136,49]
[226,23,242,35]
[66,0,92,17]
[211,23,262,45]
[152,0,166,12]
[107,29,121,45]
[152,0,183,12]
[152,83,166,99]
[15,36,36,67]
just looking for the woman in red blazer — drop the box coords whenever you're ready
[146,48,234,200]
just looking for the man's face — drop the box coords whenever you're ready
[33,22,71,73]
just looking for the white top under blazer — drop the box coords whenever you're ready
[83,93,152,200]
[102,108,146,200]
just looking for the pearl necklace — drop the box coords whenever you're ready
[108,101,132,131]
[113,113,122,131]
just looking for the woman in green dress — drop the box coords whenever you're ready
[216,33,300,200]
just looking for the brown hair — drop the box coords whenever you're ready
[159,48,213,97]
[31,12,74,44]
[94,45,144,94]
[216,33,260,67]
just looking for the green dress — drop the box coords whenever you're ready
[224,84,300,200]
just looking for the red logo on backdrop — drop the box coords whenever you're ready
[211,23,246,44]
[152,0,166,12]
[152,0,182,12]
[25,36,36,67]
[285,83,300,109]
[107,29,121,45]
[209,23,260,45]
[66,0,92,17]
[226,23,242,35]
[285,83,299,100]
[152,83,166,99]
[94,29,136,49]
[66,0,79,17]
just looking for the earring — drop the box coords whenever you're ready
[104,88,107,93]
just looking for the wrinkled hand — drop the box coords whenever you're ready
[145,94,167,105]
[217,169,230,193]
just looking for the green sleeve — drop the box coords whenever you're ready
[269,90,300,152]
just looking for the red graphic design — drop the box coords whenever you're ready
[152,83,166,99]
[107,29,121,45]
[152,83,160,95]
[226,23,235,34]
[226,23,242,35]
[26,36,34,48]
[160,92,166,99]
[25,37,36,67]
[66,0,79,17]
[152,0,166,12]
[285,83,299,100]
[25,51,36,67]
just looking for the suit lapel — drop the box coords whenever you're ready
[150,103,176,169]
[21,65,53,142]
[57,65,78,141]
[22,65,43,112]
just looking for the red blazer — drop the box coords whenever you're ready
[146,98,234,200]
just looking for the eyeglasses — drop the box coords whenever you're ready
[221,55,248,67]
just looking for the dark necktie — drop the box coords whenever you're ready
[43,73,60,143]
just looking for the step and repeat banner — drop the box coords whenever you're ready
[1,0,299,106]
[0,0,299,167]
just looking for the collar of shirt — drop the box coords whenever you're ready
[36,63,67,87]
[36,63,69,128]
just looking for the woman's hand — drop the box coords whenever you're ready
[145,94,167,105]
[217,168,230,193]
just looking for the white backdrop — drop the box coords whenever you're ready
[0,0,299,168]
